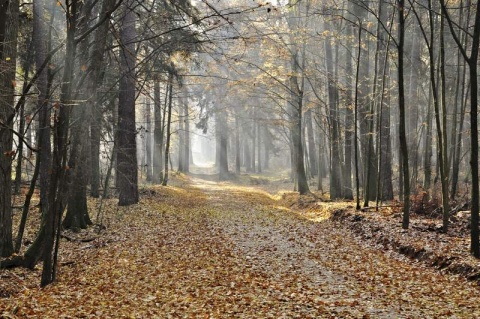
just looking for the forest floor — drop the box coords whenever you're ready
[2,172,480,318]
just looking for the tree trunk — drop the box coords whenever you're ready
[117,0,138,205]
[162,73,173,186]
[378,61,394,201]
[257,121,262,173]
[325,29,342,199]
[439,13,450,231]
[351,0,369,194]
[450,77,468,199]
[235,114,241,174]
[244,133,252,172]
[14,40,33,195]
[145,97,153,181]
[178,97,185,172]
[423,84,433,192]
[468,63,479,257]
[374,1,394,203]
[251,108,256,173]
[42,0,80,286]
[0,0,18,257]
[290,78,309,195]
[354,22,362,210]
[15,152,40,252]
[305,109,317,177]
[13,0,53,265]
[217,101,229,180]
[183,97,190,173]
[343,24,354,200]
[90,0,116,198]
[63,0,97,230]
[407,19,421,188]
[398,0,411,229]
[153,75,163,183]
[263,126,270,170]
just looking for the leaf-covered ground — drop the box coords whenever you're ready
[2,174,480,318]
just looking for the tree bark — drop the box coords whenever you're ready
[162,73,173,186]
[153,75,163,183]
[117,0,139,205]
[439,12,450,231]
[63,0,97,230]
[183,96,190,173]
[217,101,229,180]
[235,114,241,174]
[305,109,317,177]
[375,0,393,202]
[178,97,185,172]
[257,121,262,173]
[325,29,342,199]
[145,97,153,180]
[41,0,80,286]
[14,39,33,195]
[0,0,18,257]
[343,23,354,200]
[398,0,411,229]
[90,0,116,198]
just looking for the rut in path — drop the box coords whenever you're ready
[2,175,480,318]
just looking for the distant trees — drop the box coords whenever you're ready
[191,0,480,246]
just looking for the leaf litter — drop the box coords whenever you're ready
[1,174,480,318]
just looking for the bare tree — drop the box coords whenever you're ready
[117,0,139,205]
[0,0,19,257]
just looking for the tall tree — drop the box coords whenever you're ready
[41,0,82,286]
[145,97,153,181]
[63,0,97,230]
[90,0,117,198]
[152,73,164,183]
[324,22,342,199]
[162,71,174,186]
[287,0,310,195]
[306,109,318,177]
[0,0,19,257]
[397,0,411,229]
[117,0,139,206]
[376,0,394,202]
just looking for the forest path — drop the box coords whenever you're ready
[2,175,480,318]
[178,176,480,318]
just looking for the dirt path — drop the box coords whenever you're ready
[189,177,480,318]
[2,175,480,318]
